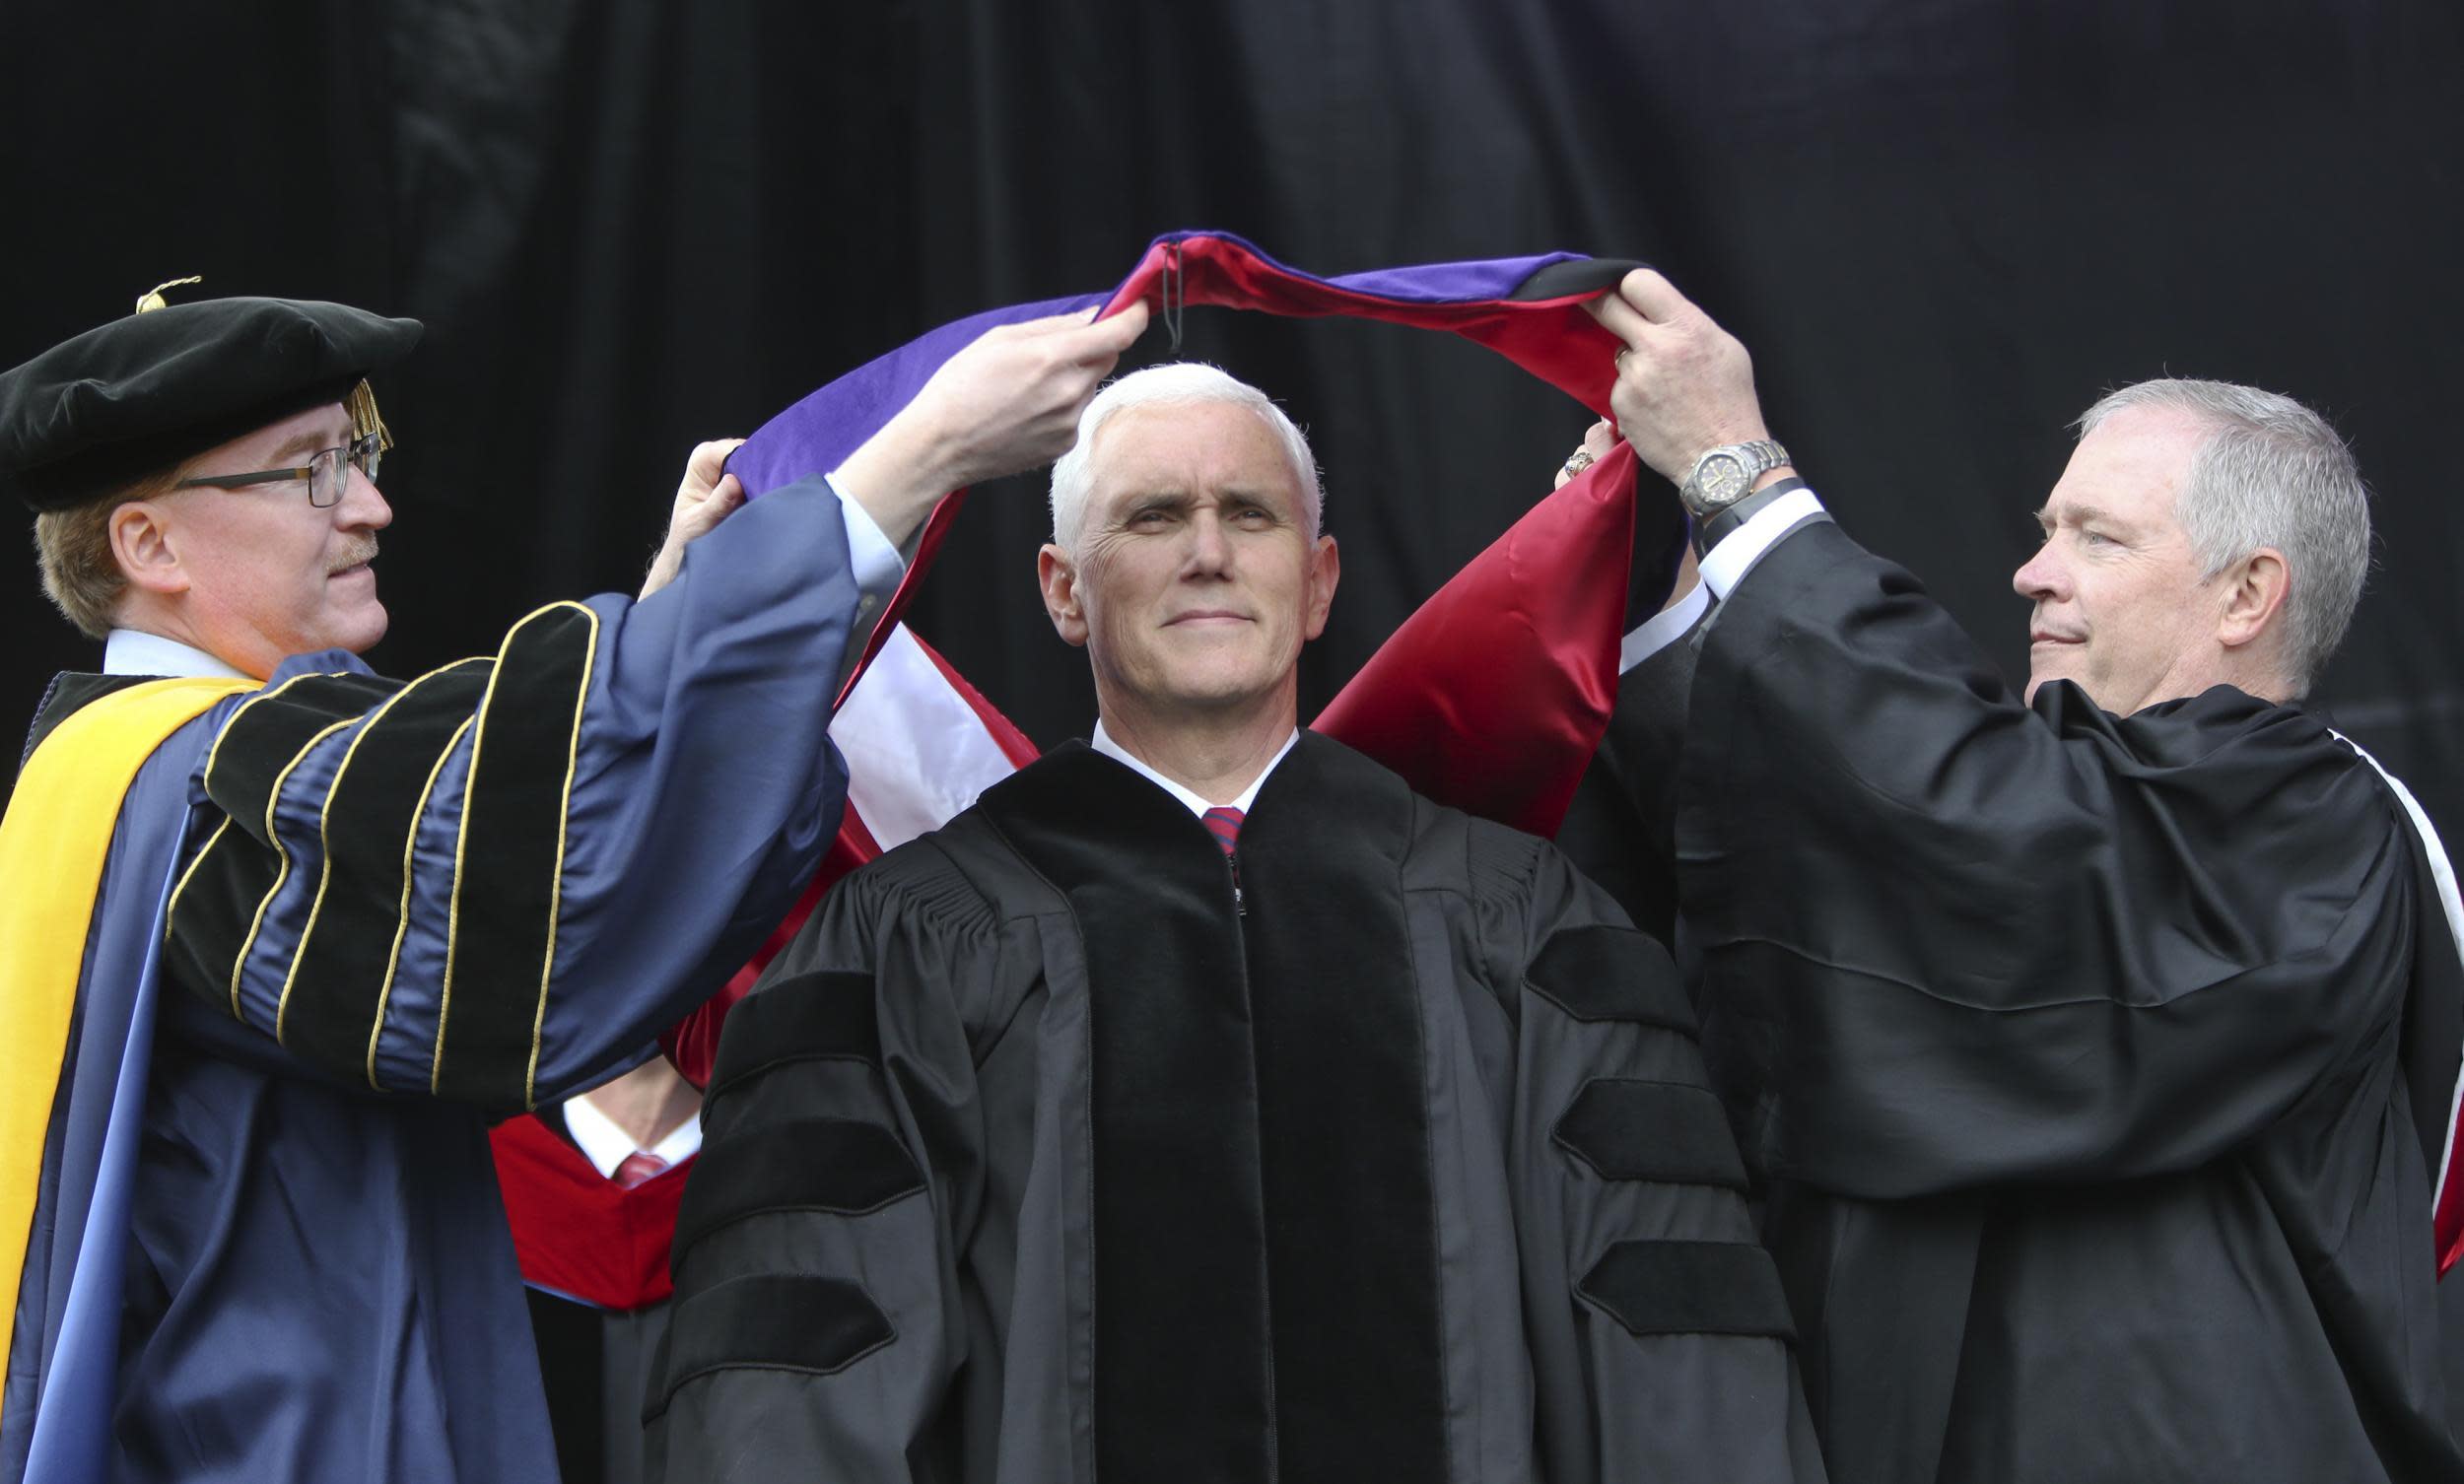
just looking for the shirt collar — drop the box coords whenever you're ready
[1089,719,1299,819]
[563,1088,704,1180]
[103,628,254,681]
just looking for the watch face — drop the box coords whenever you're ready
[1697,452,1749,505]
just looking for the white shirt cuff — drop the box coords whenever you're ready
[826,471,908,631]
[1619,580,1710,674]
[1699,488,1828,600]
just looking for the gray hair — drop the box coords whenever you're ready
[1048,363,1323,552]
[2077,377,2370,699]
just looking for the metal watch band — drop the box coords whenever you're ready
[1682,439,1791,515]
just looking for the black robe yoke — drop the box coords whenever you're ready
[650,734,1824,1484]
[1671,518,2463,1482]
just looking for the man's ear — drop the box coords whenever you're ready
[1301,534,1339,641]
[1038,544,1089,647]
[2218,547,2290,652]
[109,501,190,597]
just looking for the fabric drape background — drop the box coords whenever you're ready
[4,0,2456,837]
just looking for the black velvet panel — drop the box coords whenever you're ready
[280,659,492,1076]
[1527,923,1696,1032]
[166,671,398,1020]
[21,671,148,767]
[199,671,400,831]
[703,969,881,1117]
[525,1287,607,1480]
[647,1272,897,1419]
[979,737,1450,1484]
[433,602,597,1105]
[977,743,1276,1484]
[669,1117,925,1261]
[1238,735,1448,1484]
[1553,1078,1749,1189]
[1577,1239,1797,1341]
[1513,256,1644,301]
[163,820,283,1017]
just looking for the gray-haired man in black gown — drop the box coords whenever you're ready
[1572,268,2463,1484]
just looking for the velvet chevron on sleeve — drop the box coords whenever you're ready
[650,854,999,1484]
[1480,832,1820,1483]
[158,476,865,1111]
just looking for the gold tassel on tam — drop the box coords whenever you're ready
[132,275,203,313]
[347,378,394,454]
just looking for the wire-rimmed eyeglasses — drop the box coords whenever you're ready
[173,429,388,508]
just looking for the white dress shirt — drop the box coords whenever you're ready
[827,470,910,635]
[1619,487,1831,674]
[102,629,253,680]
[1089,719,1299,819]
[563,1088,704,1179]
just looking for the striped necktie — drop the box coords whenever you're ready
[1201,806,1245,855]
[613,1150,670,1188]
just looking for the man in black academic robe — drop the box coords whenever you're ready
[1575,271,2464,1481]
[651,365,1824,1483]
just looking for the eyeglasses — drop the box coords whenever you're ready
[174,430,388,508]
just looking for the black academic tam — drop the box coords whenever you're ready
[0,295,421,510]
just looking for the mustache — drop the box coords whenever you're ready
[330,539,380,572]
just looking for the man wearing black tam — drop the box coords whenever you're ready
[0,283,1146,1482]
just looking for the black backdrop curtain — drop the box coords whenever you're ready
[3,0,2457,841]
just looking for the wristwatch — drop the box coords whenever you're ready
[1678,439,1791,519]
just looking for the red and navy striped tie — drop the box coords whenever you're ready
[1201,806,1245,856]
[613,1150,669,1188]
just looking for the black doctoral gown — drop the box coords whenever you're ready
[649,733,1825,1484]
[1590,515,2463,1483]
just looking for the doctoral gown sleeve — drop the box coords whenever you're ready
[1683,518,2416,1197]
[1485,829,1825,1483]
[1554,604,1702,946]
[646,843,1001,1483]
[159,475,865,1108]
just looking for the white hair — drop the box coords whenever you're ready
[1047,363,1323,553]
[2077,377,2371,699]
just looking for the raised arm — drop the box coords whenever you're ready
[161,308,1143,1107]
[1678,521,2410,1193]
[1586,270,2414,1195]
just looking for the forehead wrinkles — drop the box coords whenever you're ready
[1089,406,1300,511]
